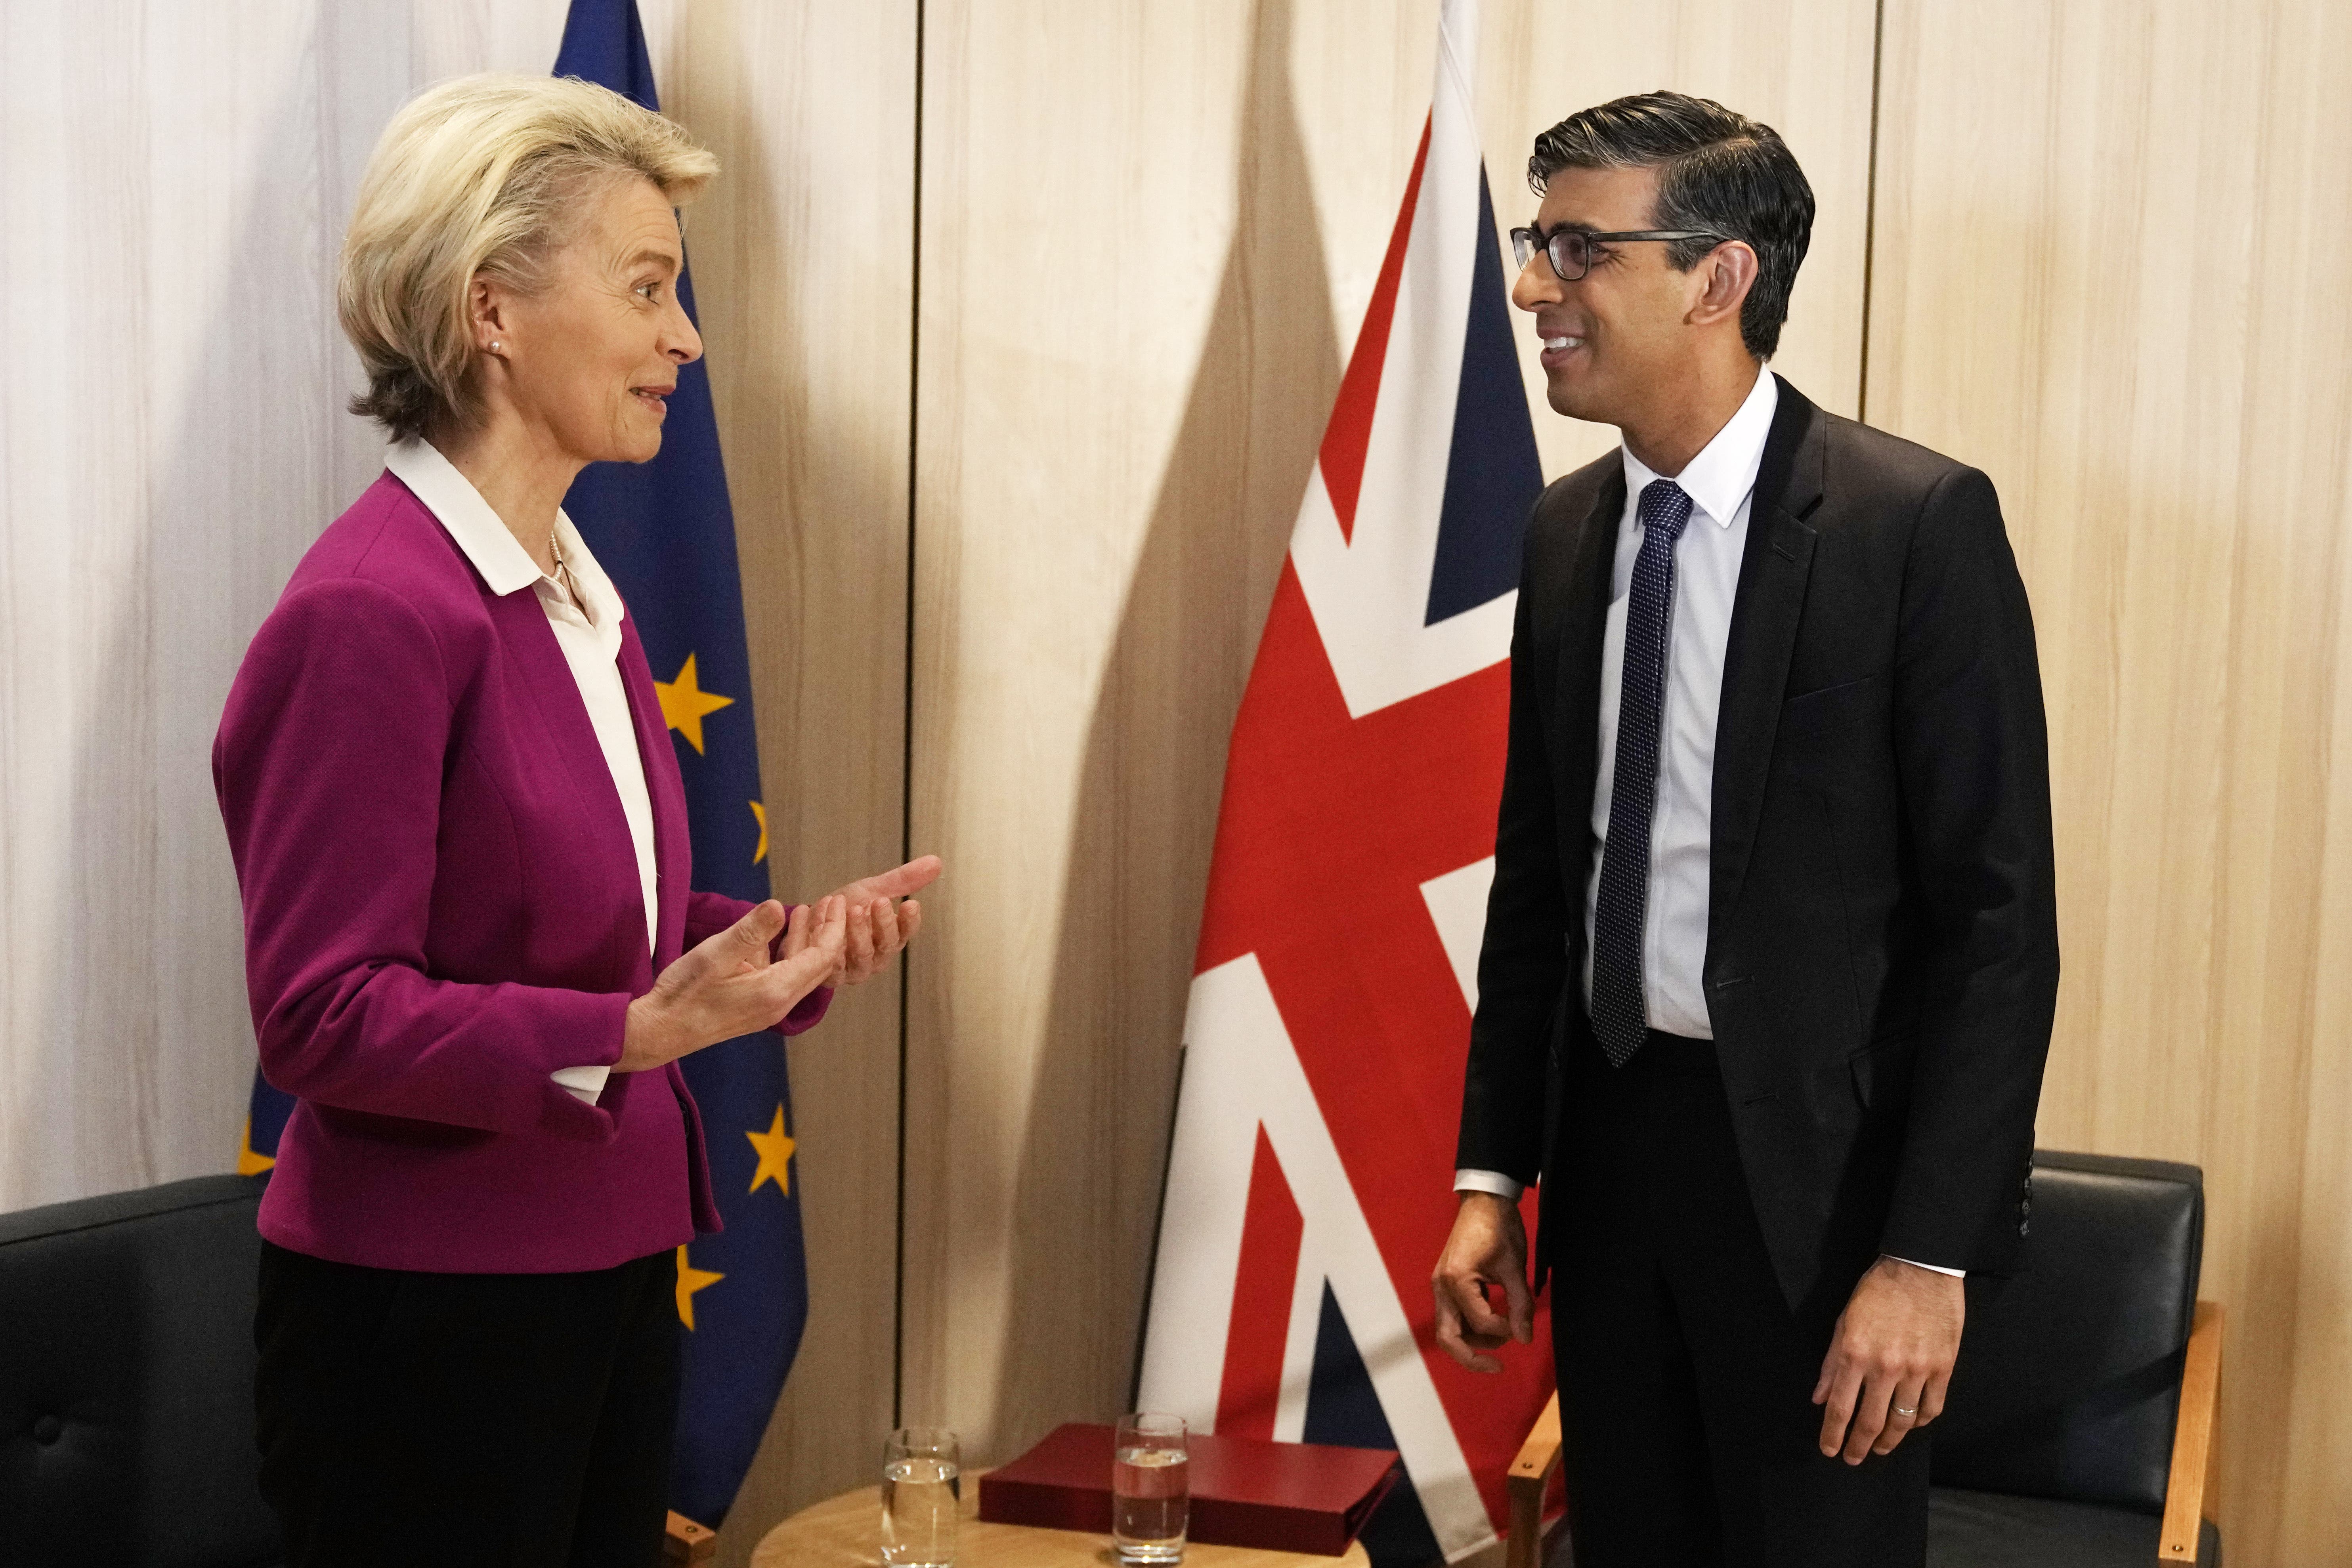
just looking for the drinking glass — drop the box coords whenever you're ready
[881,1427,961,1568]
[1113,1411,1190,1564]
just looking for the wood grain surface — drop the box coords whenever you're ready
[749,1476,1371,1568]
[648,1,917,1557]
[1867,4,2352,1562]
[903,0,1364,1473]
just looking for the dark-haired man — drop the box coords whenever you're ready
[1430,92,2056,1566]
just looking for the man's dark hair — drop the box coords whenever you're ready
[1529,91,1814,359]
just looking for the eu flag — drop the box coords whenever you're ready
[243,0,808,1527]
[552,0,808,1527]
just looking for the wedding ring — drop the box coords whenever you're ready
[1893,1405,1917,1417]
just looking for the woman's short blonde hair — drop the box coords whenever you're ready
[340,73,719,441]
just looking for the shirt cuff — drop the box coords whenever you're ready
[1885,1254,1965,1278]
[1454,1169,1525,1202]
[550,1063,610,1106]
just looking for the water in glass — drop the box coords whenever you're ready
[1113,1440,1189,1563]
[881,1453,959,1567]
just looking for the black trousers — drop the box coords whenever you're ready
[255,1241,680,1568]
[1549,1030,1929,1568]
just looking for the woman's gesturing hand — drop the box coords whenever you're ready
[825,855,942,987]
[617,898,847,1073]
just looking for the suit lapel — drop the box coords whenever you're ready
[617,616,690,968]
[485,584,674,980]
[1552,465,1625,953]
[1709,377,1826,951]
[487,586,642,882]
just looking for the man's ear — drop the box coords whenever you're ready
[1685,241,1759,333]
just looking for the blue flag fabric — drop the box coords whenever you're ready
[243,0,807,1526]
[553,0,808,1526]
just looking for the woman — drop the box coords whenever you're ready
[213,74,937,1566]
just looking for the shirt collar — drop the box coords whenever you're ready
[1619,365,1780,531]
[384,439,625,630]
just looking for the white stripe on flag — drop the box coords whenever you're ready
[1142,956,1497,1560]
[1420,856,1497,1012]
[1290,469,1519,719]
[1287,0,1514,720]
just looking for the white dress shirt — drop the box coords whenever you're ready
[1581,367,1779,1036]
[385,439,655,1107]
[1449,373,1959,1277]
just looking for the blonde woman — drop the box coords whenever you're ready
[214,74,936,1565]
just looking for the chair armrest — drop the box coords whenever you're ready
[2158,1300,2223,1564]
[664,1509,718,1564]
[1507,1391,1563,1568]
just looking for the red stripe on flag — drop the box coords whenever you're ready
[1318,114,1433,542]
[1214,1126,1303,1442]
[1196,565,1508,975]
[1193,564,1552,1526]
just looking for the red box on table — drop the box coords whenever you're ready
[977,1421,1401,1557]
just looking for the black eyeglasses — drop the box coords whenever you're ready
[1508,223,1728,281]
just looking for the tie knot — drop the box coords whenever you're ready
[1638,478,1694,543]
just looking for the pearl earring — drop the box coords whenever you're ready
[489,340,502,353]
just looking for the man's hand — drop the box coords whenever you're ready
[823,855,942,987]
[618,898,847,1072]
[1812,1257,1965,1463]
[1431,1193,1534,1373]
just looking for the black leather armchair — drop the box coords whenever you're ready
[0,1172,720,1566]
[1927,1151,2222,1566]
[0,1173,280,1566]
[1504,1150,2225,1568]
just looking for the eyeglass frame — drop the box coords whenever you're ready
[1508,222,1731,282]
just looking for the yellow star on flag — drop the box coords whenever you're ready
[236,1117,276,1176]
[749,800,768,865]
[674,1244,724,1331]
[746,1105,796,1196]
[654,652,735,754]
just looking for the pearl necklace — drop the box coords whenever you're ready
[548,525,578,602]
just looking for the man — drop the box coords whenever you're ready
[1430,93,2057,1566]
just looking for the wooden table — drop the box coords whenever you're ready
[752,1477,1372,1568]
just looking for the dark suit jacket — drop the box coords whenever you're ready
[1456,376,2059,1312]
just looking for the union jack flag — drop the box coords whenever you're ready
[1136,2,1552,1560]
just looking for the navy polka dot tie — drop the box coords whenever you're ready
[1590,478,1693,1067]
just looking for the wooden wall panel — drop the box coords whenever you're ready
[1867,3,2352,1562]
[904,0,1355,1465]
[649,0,917,1551]
[902,0,1876,1477]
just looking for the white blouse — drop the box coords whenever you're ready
[385,439,655,1106]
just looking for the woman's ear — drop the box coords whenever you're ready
[469,274,509,354]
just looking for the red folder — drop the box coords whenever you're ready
[978,1422,1401,1557]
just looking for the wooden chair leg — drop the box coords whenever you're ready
[664,1509,718,1565]
[1507,1392,1564,1568]
[2157,1301,2223,1565]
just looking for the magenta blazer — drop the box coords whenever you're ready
[214,471,826,1274]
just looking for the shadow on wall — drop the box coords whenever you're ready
[663,2,923,1553]
[981,0,1343,1462]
